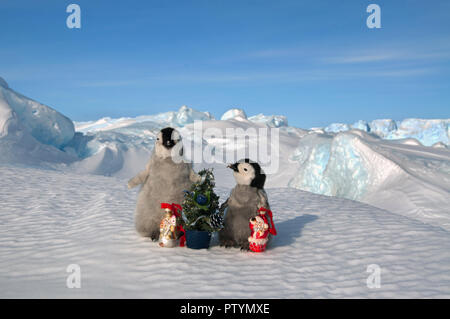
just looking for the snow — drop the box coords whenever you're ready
[0,166,449,298]
[75,105,214,133]
[0,80,75,167]
[0,80,448,229]
[369,119,398,138]
[324,123,351,133]
[433,142,448,149]
[1,78,449,298]
[220,108,248,121]
[0,84,74,148]
[248,113,288,127]
[0,86,76,167]
[0,84,443,230]
[0,77,8,89]
[386,118,449,146]
[289,130,450,230]
[321,118,449,147]
[351,120,370,132]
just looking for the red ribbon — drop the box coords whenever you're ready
[161,203,186,247]
[257,207,277,236]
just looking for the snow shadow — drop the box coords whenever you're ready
[271,214,318,248]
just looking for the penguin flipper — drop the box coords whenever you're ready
[189,168,202,183]
[128,170,149,189]
[257,189,270,209]
[219,198,229,216]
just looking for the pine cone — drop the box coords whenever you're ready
[210,213,224,230]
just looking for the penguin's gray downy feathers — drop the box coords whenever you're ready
[128,127,200,240]
[220,159,270,249]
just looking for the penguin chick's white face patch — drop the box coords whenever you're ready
[155,128,183,159]
[233,163,256,186]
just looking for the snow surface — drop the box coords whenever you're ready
[0,166,449,298]
[0,78,449,298]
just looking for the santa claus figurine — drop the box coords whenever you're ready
[248,207,277,252]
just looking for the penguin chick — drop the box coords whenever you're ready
[128,127,201,240]
[219,159,270,249]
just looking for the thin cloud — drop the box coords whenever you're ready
[324,53,398,64]
[77,66,439,88]
[247,48,307,58]
[322,49,450,64]
[242,41,450,65]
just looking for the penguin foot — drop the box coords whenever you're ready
[150,230,160,242]
[220,240,236,248]
[237,240,249,250]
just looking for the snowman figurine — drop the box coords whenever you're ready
[159,205,178,247]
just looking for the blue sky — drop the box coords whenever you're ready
[0,0,449,128]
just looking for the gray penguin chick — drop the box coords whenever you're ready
[128,127,201,240]
[219,159,270,249]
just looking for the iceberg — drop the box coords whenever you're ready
[220,108,247,121]
[69,105,215,176]
[289,129,450,229]
[350,120,370,132]
[385,118,449,146]
[324,123,350,133]
[317,118,449,146]
[0,80,74,148]
[175,105,215,126]
[248,113,288,127]
[0,78,76,166]
[368,119,397,138]
[289,131,374,199]
[75,105,214,133]
[0,77,9,89]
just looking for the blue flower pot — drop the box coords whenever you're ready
[185,230,211,249]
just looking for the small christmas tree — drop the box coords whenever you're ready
[181,168,223,232]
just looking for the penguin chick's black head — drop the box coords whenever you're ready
[160,127,177,149]
[229,159,266,189]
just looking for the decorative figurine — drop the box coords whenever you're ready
[159,203,185,248]
[219,159,270,249]
[127,127,201,241]
[248,207,277,252]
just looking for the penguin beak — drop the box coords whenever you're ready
[227,163,239,172]
[163,139,175,149]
